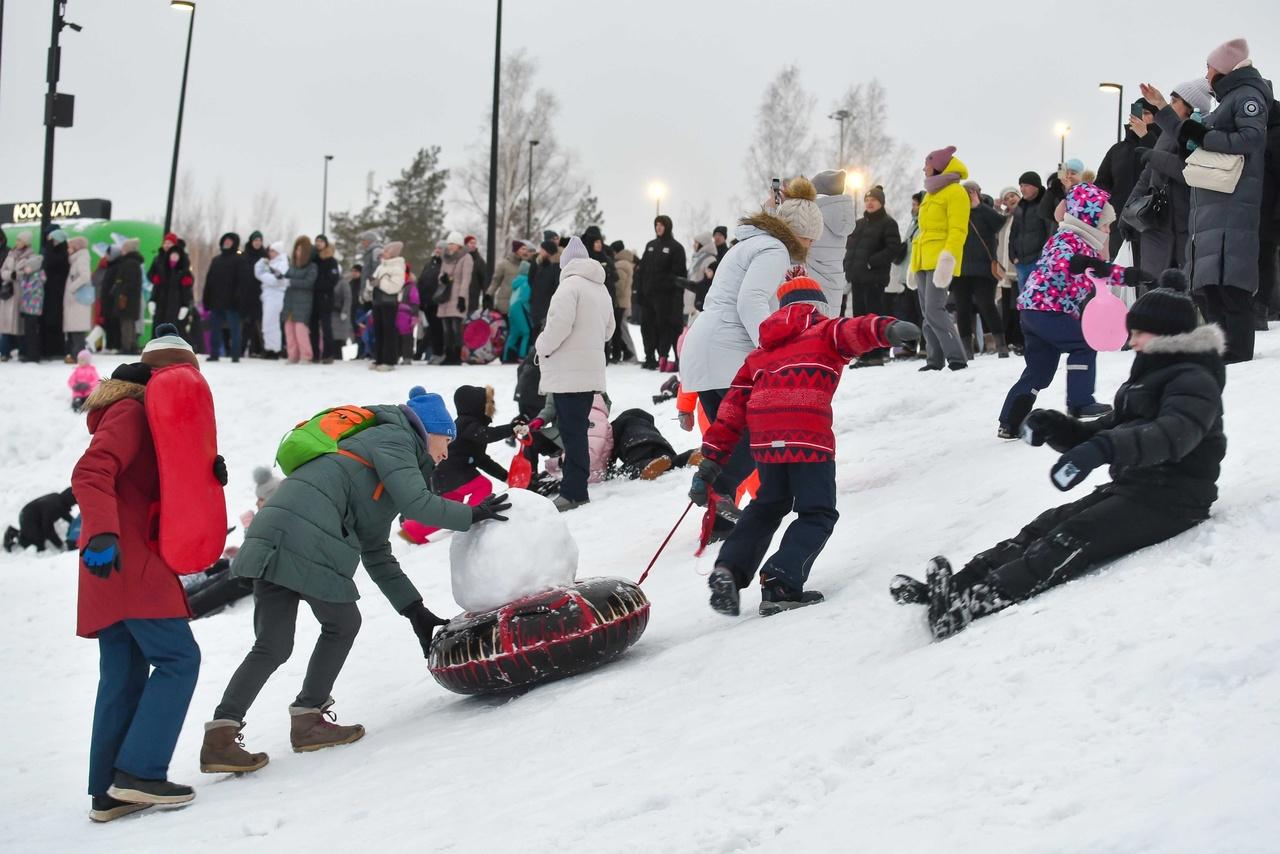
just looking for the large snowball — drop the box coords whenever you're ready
[449,490,578,613]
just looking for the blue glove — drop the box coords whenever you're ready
[688,458,722,506]
[82,533,120,579]
[1050,440,1109,492]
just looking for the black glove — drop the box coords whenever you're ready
[1178,120,1208,155]
[1068,255,1113,277]
[689,457,722,506]
[456,297,466,313]
[885,320,921,346]
[1050,440,1109,492]
[82,533,120,579]
[1021,409,1077,448]
[400,600,449,658]
[471,493,512,523]
[212,454,228,486]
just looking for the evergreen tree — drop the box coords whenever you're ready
[571,187,606,236]
[385,146,449,266]
[329,193,388,268]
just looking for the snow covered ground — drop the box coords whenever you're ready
[3,328,1279,853]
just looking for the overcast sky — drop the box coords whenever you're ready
[1,0,1275,250]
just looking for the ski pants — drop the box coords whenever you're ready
[1195,284,1254,364]
[915,271,967,367]
[208,309,241,360]
[715,461,839,594]
[953,487,1205,603]
[261,293,284,353]
[401,475,494,543]
[697,388,755,499]
[554,391,594,503]
[89,618,200,796]
[214,580,361,723]
[999,309,1096,429]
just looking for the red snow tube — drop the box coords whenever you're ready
[428,577,650,695]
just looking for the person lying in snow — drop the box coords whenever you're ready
[201,387,512,775]
[401,384,525,543]
[693,276,919,616]
[609,407,700,480]
[891,268,1226,640]
[3,487,76,553]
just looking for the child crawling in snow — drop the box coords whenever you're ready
[401,384,524,543]
[693,276,919,616]
[892,269,1226,639]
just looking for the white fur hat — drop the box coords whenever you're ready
[446,231,465,247]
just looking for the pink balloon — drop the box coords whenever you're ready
[1082,273,1129,351]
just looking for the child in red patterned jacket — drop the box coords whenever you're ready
[692,277,919,616]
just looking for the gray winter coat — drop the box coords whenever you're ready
[1187,65,1273,293]
[281,261,317,323]
[679,214,805,392]
[1130,105,1193,278]
[809,193,856,310]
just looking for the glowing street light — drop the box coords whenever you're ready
[1054,122,1071,165]
[847,170,866,218]
[1099,82,1124,145]
[648,181,667,216]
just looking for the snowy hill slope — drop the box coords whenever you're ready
[2,330,1278,853]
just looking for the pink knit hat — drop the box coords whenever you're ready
[926,146,957,174]
[1207,38,1248,75]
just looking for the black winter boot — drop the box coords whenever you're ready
[707,566,740,616]
[927,557,1010,641]
[89,795,152,823]
[759,581,824,616]
[889,574,928,605]
[107,771,195,805]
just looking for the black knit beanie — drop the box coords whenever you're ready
[1018,170,1044,189]
[1126,269,1199,335]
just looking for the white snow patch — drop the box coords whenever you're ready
[447,489,577,612]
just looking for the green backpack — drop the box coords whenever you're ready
[276,405,379,476]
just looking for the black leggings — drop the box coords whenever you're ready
[441,317,463,363]
[373,303,399,366]
[950,275,1005,354]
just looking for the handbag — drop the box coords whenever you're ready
[1183,148,1244,193]
[1120,185,1169,234]
[0,279,12,301]
[74,280,96,306]
[969,221,1006,281]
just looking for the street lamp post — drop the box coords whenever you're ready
[1099,82,1124,145]
[485,0,502,284]
[1054,122,1071,166]
[40,0,80,244]
[321,154,333,234]
[163,0,196,236]
[648,181,666,217]
[829,109,851,166]
[526,139,539,238]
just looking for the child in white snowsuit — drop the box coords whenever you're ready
[893,269,1226,640]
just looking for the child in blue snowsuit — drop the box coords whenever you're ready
[503,261,533,362]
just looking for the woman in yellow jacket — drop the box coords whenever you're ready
[910,146,971,371]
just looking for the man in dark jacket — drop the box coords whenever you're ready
[465,235,487,313]
[239,231,267,356]
[1097,100,1161,257]
[1009,171,1051,287]
[4,488,76,552]
[41,229,71,360]
[203,232,242,362]
[1181,38,1273,363]
[713,226,730,261]
[634,215,688,370]
[106,240,145,356]
[893,270,1226,640]
[529,239,561,332]
[311,235,341,363]
[582,225,618,307]
[843,187,901,365]
[951,184,1008,358]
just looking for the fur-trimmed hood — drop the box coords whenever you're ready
[1140,323,1227,356]
[83,378,146,431]
[737,212,809,261]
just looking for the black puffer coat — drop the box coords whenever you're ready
[610,408,674,467]
[432,385,517,494]
[149,240,193,324]
[958,202,1005,279]
[239,235,267,316]
[842,208,901,289]
[1009,187,1051,265]
[202,232,241,311]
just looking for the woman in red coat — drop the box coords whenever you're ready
[72,326,220,822]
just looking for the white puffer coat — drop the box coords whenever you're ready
[535,257,616,394]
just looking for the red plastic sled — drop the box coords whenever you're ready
[146,364,226,573]
[1082,273,1129,352]
[507,435,533,489]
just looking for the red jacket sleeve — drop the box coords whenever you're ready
[701,361,754,465]
[831,315,893,361]
[72,401,144,544]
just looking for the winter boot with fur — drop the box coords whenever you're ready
[926,557,1010,641]
[200,720,269,774]
[289,703,365,753]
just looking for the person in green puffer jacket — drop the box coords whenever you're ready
[199,388,512,775]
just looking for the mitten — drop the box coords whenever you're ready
[1050,440,1110,492]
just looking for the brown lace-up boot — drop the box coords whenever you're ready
[289,703,365,753]
[200,720,269,774]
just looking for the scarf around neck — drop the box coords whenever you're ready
[1059,215,1108,257]
[924,171,961,194]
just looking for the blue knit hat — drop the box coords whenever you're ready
[406,386,456,438]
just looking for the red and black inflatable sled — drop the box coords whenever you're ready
[145,364,227,573]
[428,577,650,695]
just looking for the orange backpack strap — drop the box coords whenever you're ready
[335,449,385,501]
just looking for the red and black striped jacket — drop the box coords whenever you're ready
[702,304,892,465]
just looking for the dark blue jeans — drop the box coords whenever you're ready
[209,308,242,359]
[715,461,839,594]
[554,392,594,502]
[89,619,200,796]
[999,309,1096,427]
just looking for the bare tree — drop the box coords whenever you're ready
[456,51,583,246]
[743,66,818,196]
[243,190,297,249]
[830,80,917,216]
[172,171,229,301]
